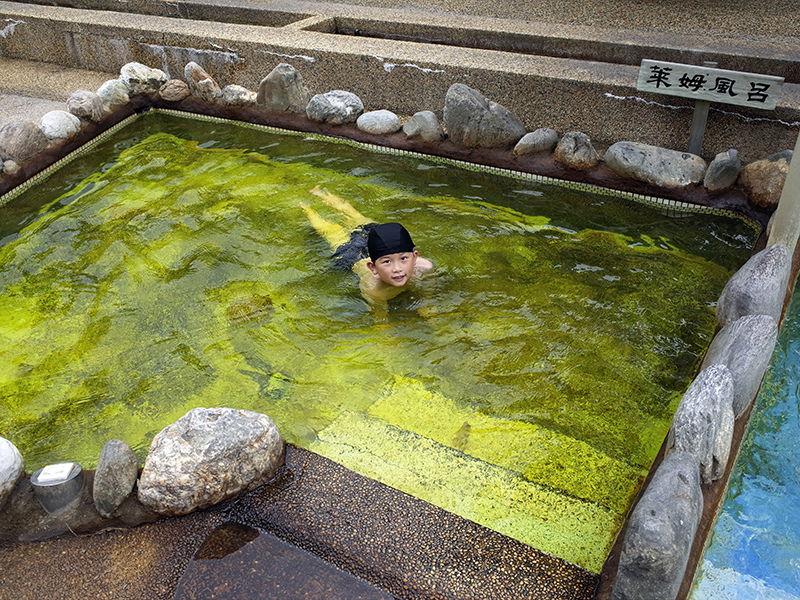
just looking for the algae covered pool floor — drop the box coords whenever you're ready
[0,111,757,571]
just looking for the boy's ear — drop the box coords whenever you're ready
[366,260,378,275]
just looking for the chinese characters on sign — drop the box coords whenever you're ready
[637,60,784,110]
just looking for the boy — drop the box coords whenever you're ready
[300,186,434,307]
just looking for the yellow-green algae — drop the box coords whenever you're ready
[310,409,622,571]
[369,376,644,515]
[0,121,755,572]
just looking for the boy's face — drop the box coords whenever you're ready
[367,250,419,287]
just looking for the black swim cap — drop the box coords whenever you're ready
[367,223,415,261]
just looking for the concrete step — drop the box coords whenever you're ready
[367,376,645,515]
[310,409,622,572]
[5,0,800,81]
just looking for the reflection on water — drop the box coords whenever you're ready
[175,523,393,599]
[691,282,800,600]
[194,522,260,560]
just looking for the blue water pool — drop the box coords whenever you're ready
[691,279,800,599]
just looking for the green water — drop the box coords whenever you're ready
[0,112,756,570]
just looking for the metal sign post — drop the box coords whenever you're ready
[636,59,784,155]
[686,62,716,155]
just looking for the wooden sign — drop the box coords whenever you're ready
[637,59,784,110]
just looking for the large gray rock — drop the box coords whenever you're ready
[605,141,706,188]
[306,90,364,124]
[739,150,792,210]
[184,61,222,103]
[357,110,401,134]
[442,83,526,148]
[704,149,741,192]
[97,78,130,108]
[40,111,82,141]
[257,63,311,113]
[119,62,168,96]
[716,244,791,327]
[554,131,600,170]
[701,314,778,418]
[222,84,257,106]
[67,90,105,123]
[666,364,734,483]
[0,121,48,162]
[402,110,445,143]
[0,437,24,509]
[93,440,139,518]
[611,451,702,600]
[514,128,559,155]
[138,407,284,516]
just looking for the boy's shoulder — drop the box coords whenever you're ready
[415,256,434,273]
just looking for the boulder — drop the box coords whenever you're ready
[666,364,735,483]
[159,79,190,103]
[701,314,778,418]
[184,61,222,103]
[554,131,600,170]
[97,79,130,107]
[402,110,445,142]
[357,110,401,135]
[716,244,791,327]
[0,437,24,509]
[93,440,139,518]
[611,451,702,600]
[66,90,105,123]
[40,111,82,141]
[119,62,168,96]
[0,121,48,162]
[138,407,284,516]
[306,90,364,124]
[442,83,526,148]
[739,150,792,210]
[514,128,559,155]
[257,63,311,113]
[222,84,257,106]
[704,149,741,192]
[604,141,706,188]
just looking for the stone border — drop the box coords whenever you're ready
[0,107,763,236]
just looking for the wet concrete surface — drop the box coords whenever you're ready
[0,446,598,600]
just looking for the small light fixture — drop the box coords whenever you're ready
[30,462,84,514]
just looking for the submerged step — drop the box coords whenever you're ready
[310,410,623,573]
[173,522,394,600]
[368,376,646,515]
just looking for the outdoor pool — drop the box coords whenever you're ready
[0,110,758,571]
